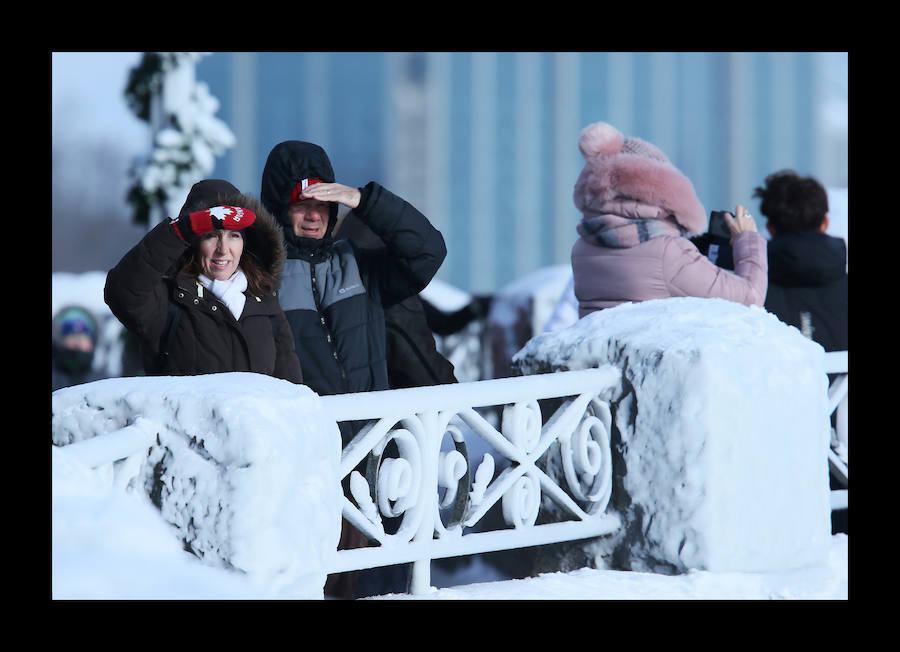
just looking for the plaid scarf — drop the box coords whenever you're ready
[577,213,686,248]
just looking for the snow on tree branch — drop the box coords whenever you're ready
[124,53,235,226]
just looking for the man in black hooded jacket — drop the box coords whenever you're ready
[261,140,447,404]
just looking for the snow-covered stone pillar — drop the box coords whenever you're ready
[513,297,832,574]
[51,373,342,598]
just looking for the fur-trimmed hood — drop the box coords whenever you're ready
[573,122,707,235]
[169,179,287,287]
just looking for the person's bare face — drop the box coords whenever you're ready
[289,201,330,239]
[62,333,93,353]
[199,230,244,280]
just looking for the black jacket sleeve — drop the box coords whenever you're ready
[104,220,188,346]
[352,181,447,306]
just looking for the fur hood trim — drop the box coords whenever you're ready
[167,182,287,288]
[573,122,707,235]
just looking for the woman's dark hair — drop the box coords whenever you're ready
[753,170,828,233]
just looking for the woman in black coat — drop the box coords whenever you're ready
[105,179,303,383]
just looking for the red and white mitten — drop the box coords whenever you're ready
[170,205,256,243]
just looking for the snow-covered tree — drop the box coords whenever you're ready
[124,52,235,227]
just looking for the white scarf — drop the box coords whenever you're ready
[198,268,248,320]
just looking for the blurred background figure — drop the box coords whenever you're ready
[52,306,103,391]
[756,170,848,353]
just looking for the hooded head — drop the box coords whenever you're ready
[260,141,340,243]
[573,122,706,235]
[52,306,98,375]
[53,306,98,346]
[176,179,240,218]
[170,179,287,293]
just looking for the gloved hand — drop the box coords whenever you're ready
[170,205,256,243]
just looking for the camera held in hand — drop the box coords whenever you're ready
[691,210,734,270]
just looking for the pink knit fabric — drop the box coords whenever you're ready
[573,122,707,235]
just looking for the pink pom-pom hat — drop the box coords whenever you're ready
[573,122,707,235]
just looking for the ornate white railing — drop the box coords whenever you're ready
[52,352,847,595]
[318,366,623,594]
[825,350,848,511]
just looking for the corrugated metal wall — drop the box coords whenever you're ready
[198,51,848,295]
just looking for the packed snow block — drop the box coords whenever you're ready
[513,297,832,574]
[51,373,343,598]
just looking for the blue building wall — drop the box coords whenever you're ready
[197,52,388,192]
[195,51,846,295]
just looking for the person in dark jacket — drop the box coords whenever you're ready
[334,211,457,389]
[756,170,848,353]
[260,140,447,599]
[755,170,848,535]
[104,179,303,384]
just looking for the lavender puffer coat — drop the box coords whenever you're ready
[571,230,768,317]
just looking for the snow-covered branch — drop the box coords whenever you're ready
[125,52,235,226]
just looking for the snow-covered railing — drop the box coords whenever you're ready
[825,350,848,511]
[53,416,161,491]
[318,366,623,595]
[52,347,845,596]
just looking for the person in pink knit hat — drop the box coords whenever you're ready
[570,122,767,317]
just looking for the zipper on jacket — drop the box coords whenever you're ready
[309,263,348,387]
[194,280,255,369]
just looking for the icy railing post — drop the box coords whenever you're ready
[318,366,623,595]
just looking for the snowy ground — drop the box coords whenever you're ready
[377,537,848,599]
